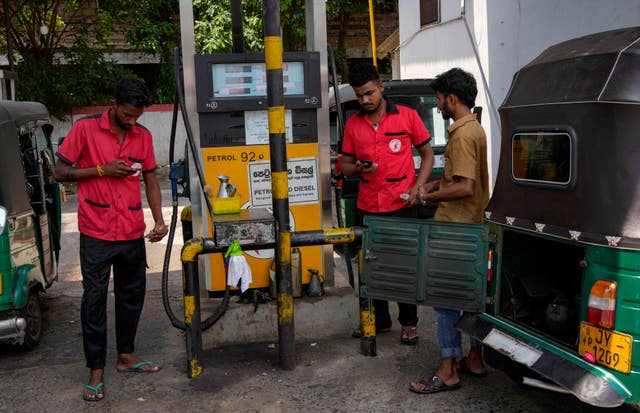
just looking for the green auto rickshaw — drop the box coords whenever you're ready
[0,100,62,349]
[360,27,640,407]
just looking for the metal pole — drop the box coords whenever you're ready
[178,0,208,297]
[231,0,244,53]
[177,227,364,377]
[306,0,334,286]
[2,0,14,72]
[182,257,203,378]
[367,0,378,68]
[263,0,295,371]
[359,297,377,356]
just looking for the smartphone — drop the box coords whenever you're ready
[359,159,373,167]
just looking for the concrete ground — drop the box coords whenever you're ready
[0,178,637,412]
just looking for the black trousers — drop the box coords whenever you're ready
[357,207,419,328]
[79,234,147,369]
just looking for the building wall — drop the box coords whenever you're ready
[328,10,399,60]
[485,0,640,111]
[51,105,187,172]
[397,0,640,186]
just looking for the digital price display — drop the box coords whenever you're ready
[195,52,321,112]
[211,62,305,98]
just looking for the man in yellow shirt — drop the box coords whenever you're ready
[409,68,489,394]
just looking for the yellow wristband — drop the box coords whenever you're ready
[97,164,105,177]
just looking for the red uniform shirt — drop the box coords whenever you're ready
[341,98,431,213]
[57,110,157,241]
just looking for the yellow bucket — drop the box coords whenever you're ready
[211,195,241,215]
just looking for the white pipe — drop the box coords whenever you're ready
[460,0,501,132]
[0,317,26,339]
[522,376,572,394]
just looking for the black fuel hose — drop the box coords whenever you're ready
[161,82,186,331]
[161,47,230,332]
[328,44,355,288]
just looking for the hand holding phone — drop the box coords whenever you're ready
[359,159,373,168]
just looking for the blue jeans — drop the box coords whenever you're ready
[435,308,482,359]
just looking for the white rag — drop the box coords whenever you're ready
[227,255,253,292]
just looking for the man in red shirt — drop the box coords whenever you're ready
[55,77,167,402]
[341,63,434,343]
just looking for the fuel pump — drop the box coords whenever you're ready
[163,0,366,377]
[193,51,326,294]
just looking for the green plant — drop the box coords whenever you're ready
[99,0,181,104]
[3,0,133,119]
[15,28,133,120]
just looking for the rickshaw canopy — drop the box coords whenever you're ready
[487,26,640,249]
[0,100,50,216]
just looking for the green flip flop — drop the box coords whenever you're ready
[83,382,105,402]
[117,360,161,373]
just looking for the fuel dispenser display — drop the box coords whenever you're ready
[194,52,324,293]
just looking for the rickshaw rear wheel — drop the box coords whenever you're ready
[20,290,42,350]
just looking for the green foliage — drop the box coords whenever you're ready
[15,29,133,120]
[193,0,309,54]
[280,0,307,51]
[3,0,377,117]
[7,2,133,119]
[59,27,133,107]
[194,0,264,54]
[98,0,181,104]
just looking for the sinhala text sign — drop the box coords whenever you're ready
[248,157,319,207]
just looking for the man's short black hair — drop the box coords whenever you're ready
[431,68,477,108]
[114,77,153,108]
[348,62,380,88]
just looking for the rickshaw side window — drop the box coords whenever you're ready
[36,126,55,183]
[329,110,338,149]
[512,132,572,185]
[416,96,449,147]
[391,95,450,148]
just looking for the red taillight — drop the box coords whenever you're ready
[336,154,343,188]
[487,249,493,282]
[587,280,617,329]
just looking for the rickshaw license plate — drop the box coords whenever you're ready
[578,322,632,373]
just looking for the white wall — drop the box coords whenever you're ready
[51,105,188,173]
[485,0,640,111]
[397,0,640,186]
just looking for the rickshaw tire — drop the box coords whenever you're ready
[20,290,42,350]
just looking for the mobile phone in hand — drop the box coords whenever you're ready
[359,159,373,167]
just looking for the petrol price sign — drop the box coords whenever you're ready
[202,143,323,292]
[248,157,319,207]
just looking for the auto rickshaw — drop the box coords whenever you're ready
[360,26,640,407]
[0,100,61,349]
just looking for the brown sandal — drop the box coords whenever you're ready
[400,325,419,345]
[409,375,460,394]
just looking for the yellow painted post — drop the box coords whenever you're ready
[264,0,295,371]
[368,0,378,67]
